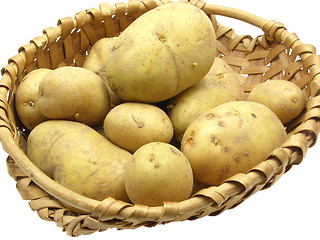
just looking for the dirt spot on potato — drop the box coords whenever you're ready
[170,147,178,155]
[159,36,166,42]
[211,135,219,145]
[89,158,97,165]
[185,131,195,146]
[217,73,224,79]
[185,137,194,145]
[27,101,34,107]
[111,41,123,52]
[234,155,241,162]
[251,113,257,118]
[232,110,240,116]
[131,115,144,128]
[218,121,225,127]
[149,154,155,162]
[206,113,215,120]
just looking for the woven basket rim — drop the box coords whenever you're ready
[0,0,319,236]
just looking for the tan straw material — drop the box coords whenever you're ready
[1,0,320,237]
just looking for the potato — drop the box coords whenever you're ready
[181,101,287,186]
[104,102,173,153]
[27,120,132,202]
[247,80,307,124]
[168,58,246,142]
[83,38,117,80]
[83,37,124,108]
[104,2,216,103]
[208,57,246,101]
[125,142,193,206]
[15,68,51,130]
[37,66,110,126]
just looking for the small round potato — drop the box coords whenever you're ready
[15,68,51,130]
[247,80,306,124]
[37,66,110,126]
[181,101,287,186]
[125,142,194,206]
[104,102,173,153]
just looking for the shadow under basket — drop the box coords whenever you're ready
[1,0,320,237]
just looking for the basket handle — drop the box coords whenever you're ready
[202,3,268,29]
[202,2,319,76]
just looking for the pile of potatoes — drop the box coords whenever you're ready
[15,3,307,208]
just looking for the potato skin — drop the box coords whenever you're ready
[207,58,246,101]
[247,80,306,124]
[168,58,245,142]
[15,68,51,130]
[27,120,132,202]
[83,38,117,80]
[181,101,287,186]
[83,37,124,108]
[168,81,236,142]
[125,142,193,206]
[105,2,216,102]
[37,66,110,126]
[104,102,173,153]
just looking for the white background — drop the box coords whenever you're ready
[0,0,319,239]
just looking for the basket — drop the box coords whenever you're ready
[1,0,320,237]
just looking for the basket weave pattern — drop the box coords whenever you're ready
[1,0,320,236]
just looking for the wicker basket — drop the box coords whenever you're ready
[1,0,320,237]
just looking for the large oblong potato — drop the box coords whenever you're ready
[125,142,193,206]
[27,120,132,202]
[181,101,287,186]
[15,68,51,130]
[104,102,173,153]
[247,80,307,124]
[37,66,110,126]
[104,2,216,103]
